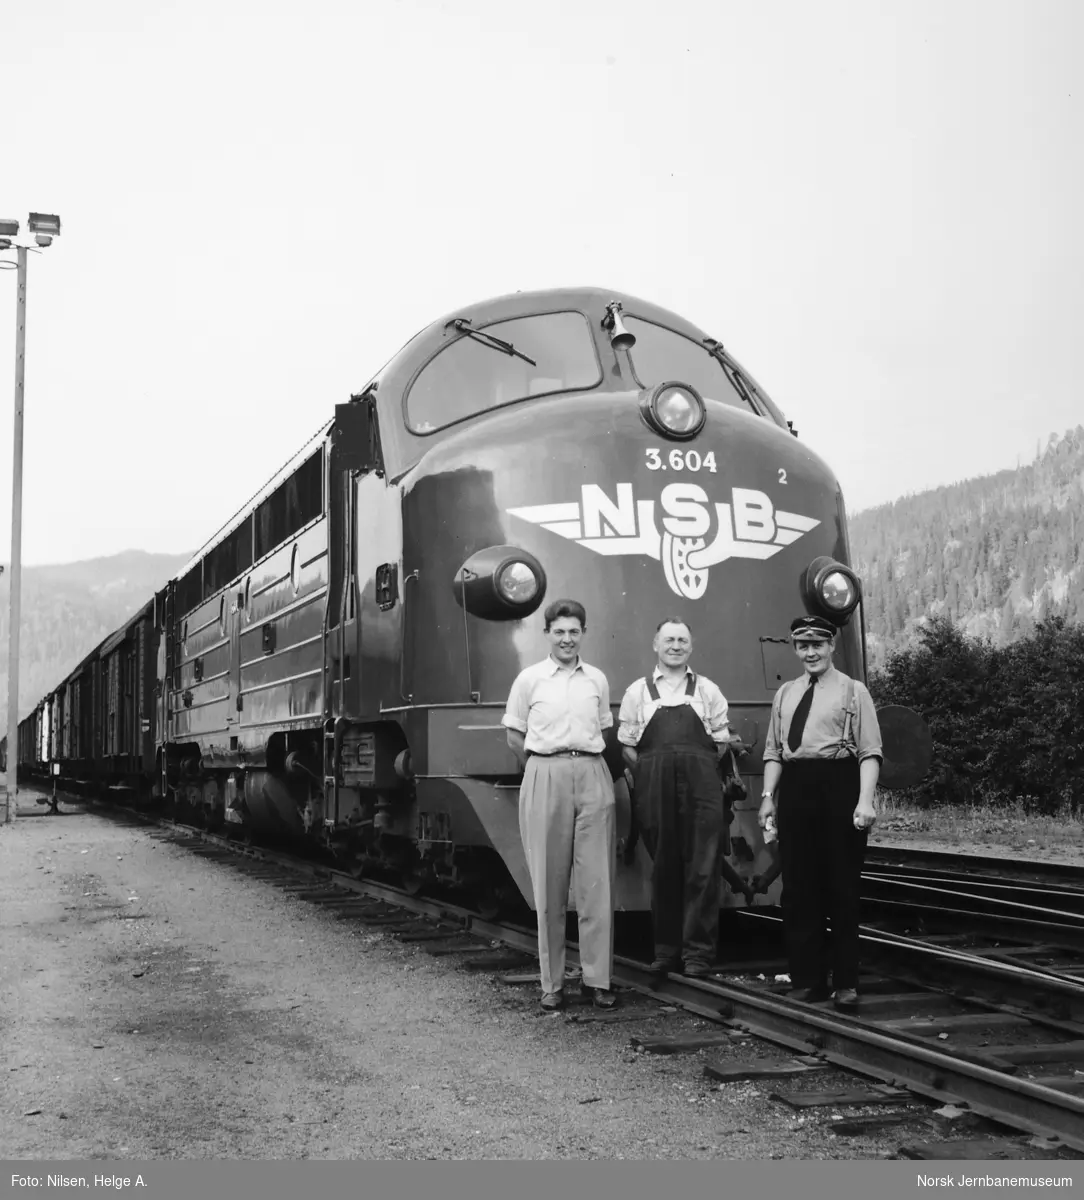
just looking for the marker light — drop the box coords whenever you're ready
[642,381,706,440]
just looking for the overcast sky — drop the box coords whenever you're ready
[1,0,1081,566]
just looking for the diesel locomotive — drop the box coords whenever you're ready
[17,286,923,914]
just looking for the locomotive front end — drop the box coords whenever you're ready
[379,289,863,913]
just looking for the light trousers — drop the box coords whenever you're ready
[518,754,616,994]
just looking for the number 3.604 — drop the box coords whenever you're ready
[644,447,718,473]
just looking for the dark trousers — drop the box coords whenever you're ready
[777,758,867,990]
[635,748,724,966]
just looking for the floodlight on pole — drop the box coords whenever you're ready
[3,211,61,824]
[27,214,60,238]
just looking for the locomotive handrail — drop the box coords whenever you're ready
[399,569,420,702]
[379,699,506,714]
[458,576,479,704]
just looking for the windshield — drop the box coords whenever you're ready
[623,317,759,415]
[406,311,601,434]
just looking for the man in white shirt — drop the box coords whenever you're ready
[503,599,617,1011]
[618,618,732,979]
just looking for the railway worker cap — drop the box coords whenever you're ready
[789,615,837,642]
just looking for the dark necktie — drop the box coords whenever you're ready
[787,676,817,752]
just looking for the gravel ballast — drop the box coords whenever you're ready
[1,799,960,1160]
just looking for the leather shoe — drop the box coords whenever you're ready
[540,990,565,1011]
[649,959,681,985]
[588,987,618,1009]
[833,988,859,1012]
[791,985,831,1004]
[682,961,715,979]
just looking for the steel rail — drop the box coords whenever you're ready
[860,895,1084,954]
[861,875,1084,926]
[864,869,1084,916]
[630,968,1084,1152]
[865,846,1084,886]
[736,907,1084,1023]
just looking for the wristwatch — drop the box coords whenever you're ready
[760,790,774,800]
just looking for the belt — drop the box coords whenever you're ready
[527,749,601,758]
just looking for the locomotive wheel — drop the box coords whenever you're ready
[474,886,503,922]
[402,870,427,897]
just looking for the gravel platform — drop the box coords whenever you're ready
[0,796,973,1161]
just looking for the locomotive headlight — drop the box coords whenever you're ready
[455,546,547,621]
[800,556,862,624]
[641,381,706,441]
[820,570,857,612]
[496,560,539,604]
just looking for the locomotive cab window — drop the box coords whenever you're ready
[405,311,601,434]
[622,317,758,415]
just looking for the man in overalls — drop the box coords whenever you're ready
[618,618,733,979]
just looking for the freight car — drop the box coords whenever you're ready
[17,286,926,914]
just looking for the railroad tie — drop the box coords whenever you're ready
[461,954,535,971]
[397,928,464,942]
[878,1011,1030,1032]
[981,1040,1084,1064]
[568,1008,672,1024]
[772,1087,913,1109]
[703,1060,830,1082]
[424,942,492,957]
[828,1112,923,1137]
[847,992,956,1015]
[629,1032,739,1055]
[898,1138,1069,1161]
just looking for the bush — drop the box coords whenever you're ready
[869,615,1084,814]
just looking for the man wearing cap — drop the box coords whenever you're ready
[758,615,882,1012]
[503,599,618,1011]
[617,617,738,981]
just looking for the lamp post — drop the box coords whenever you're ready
[2,212,60,824]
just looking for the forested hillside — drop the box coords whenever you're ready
[851,427,1084,667]
[0,550,190,725]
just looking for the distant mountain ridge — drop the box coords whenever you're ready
[851,427,1084,667]
[0,549,191,725]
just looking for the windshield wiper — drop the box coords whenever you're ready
[703,337,759,411]
[452,318,537,366]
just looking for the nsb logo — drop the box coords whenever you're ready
[507,483,820,600]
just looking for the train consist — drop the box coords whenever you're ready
[16,287,922,914]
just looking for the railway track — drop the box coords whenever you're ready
[866,845,1084,889]
[69,795,1084,1156]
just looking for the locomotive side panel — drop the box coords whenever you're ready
[172,590,232,743]
[239,516,328,740]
